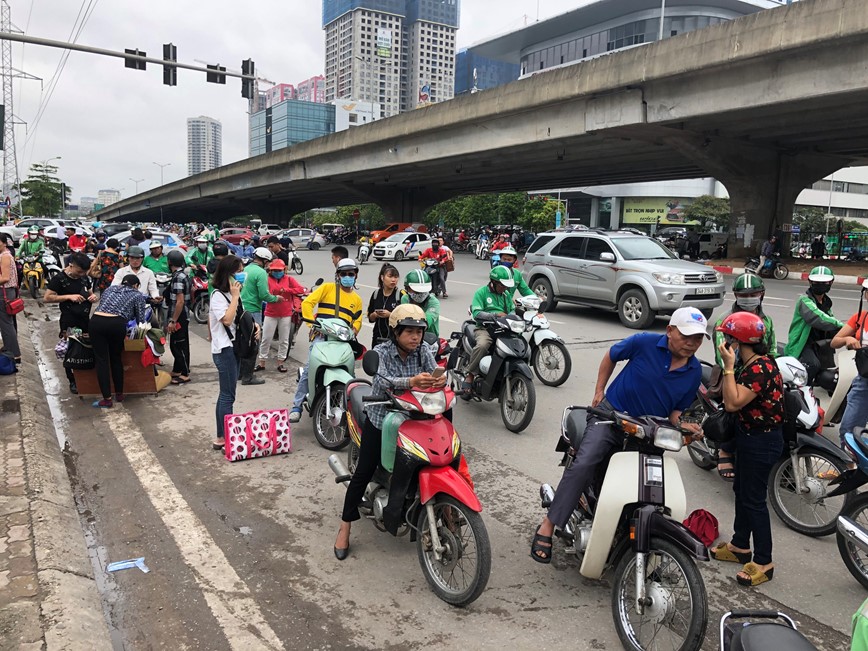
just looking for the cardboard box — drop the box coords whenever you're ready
[124,338,147,352]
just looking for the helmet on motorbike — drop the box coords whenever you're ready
[404,268,432,293]
[194,236,208,244]
[489,265,515,288]
[253,246,273,262]
[808,265,834,295]
[166,250,185,269]
[715,312,765,344]
[149,240,163,250]
[126,246,145,258]
[268,259,286,271]
[732,273,764,294]
[388,303,428,331]
[498,246,518,258]
[27,227,38,234]
[212,242,229,256]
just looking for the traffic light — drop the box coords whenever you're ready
[206,64,226,85]
[241,59,255,99]
[124,48,146,70]
[162,43,177,86]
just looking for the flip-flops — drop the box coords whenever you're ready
[736,562,775,587]
[277,364,288,373]
[171,376,191,385]
[710,543,752,564]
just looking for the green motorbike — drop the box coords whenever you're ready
[300,316,363,450]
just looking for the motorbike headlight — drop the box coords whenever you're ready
[654,427,684,451]
[335,326,352,342]
[399,433,430,461]
[509,320,526,334]
[395,397,423,413]
[652,272,686,285]
[789,365,808,387]
[412,390,447,415]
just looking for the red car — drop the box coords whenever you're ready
[221,227,256,245]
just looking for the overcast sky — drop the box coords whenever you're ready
[9,0,585,204]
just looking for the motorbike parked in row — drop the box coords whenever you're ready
[448,312,536,432]
[540,405,709,651]
[685,355,852,537]
[515,294,571,387]
[328,351,491,607]
[832,431,868,590]
[190,265,210,325]
[744,252,789,280]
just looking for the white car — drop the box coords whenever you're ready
[114,230,186,252]
[258,223,281,236]
[277,228,327,250]
[373,232,432,261]
[0,218,91,243]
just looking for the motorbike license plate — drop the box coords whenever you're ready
[695,287,716,295]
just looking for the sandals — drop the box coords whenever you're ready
[718,459,735,482]
[277,364,288,373]
[212,438,225,450]
[710,543,752,564]
[254,364,266,372]
[530,527,553,564]
[171,376,191,385]
[736,562,775,587]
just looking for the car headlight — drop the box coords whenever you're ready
[654,427,684,451]
[509,320,526,334]
[714,271,724,283]
[652,272,686,285]
[411,390,447,415]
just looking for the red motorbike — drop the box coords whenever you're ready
[190,265,210,324]
[328,351,491,607]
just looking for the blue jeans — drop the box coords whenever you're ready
[213,346,239,439]
[731,425,783,565]
[840,375,868,446]
[292,335,322,411]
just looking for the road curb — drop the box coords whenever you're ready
[703,262,867,286]
[15,315,112,651]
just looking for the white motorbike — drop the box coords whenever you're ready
[357,242,371,265]
[515,294,571,386]
[287,246,304,275]
[42,250,62,283]
[822,346,854,435]
[475,238,490,260]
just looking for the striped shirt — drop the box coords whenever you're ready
[368,340,436,428]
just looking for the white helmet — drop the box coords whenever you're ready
[253,246,273,261]
[499,246,518,257]
[336,258,359,274]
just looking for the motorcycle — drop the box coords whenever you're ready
[357,241,371,265]
[298,315,363,450]
[422,258,443,296]
[448,312,536,432]
[328,351,491,607]
[41,251,61,284]
[718,610,817,650]
[287,246,304,275]
[515,294,571,387]
[154,272,171,327]
[685,356,852,537]
[831,431,868,589]
[190,265,210,325]
[474,237,490,260]
[21,254,45,299]
[540,405,709,651]
[745,252,789,280]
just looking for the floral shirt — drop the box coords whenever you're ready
[736,356,785,431]
[96,251,121,292]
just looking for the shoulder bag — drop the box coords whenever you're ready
[2,287,24,316]
[854,291,868,378]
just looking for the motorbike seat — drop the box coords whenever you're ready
[346,381,373,431]
[564,408,588,450]
[851,432,868,460]
[730,623,816,651]
[462,320,477,346]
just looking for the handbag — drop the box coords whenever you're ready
[88,252,102,279]
[224,408,292,462]
[702,407,736,444]
[445,258,455,273]
[63,335,95,370]
[2,287,23,316]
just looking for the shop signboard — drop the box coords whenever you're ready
[622,197,695,225]
[376,28,392,58]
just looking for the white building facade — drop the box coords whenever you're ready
[187,116,223,177]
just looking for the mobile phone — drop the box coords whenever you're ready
[432,367,446,378]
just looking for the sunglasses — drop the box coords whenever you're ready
[339,271,357,277]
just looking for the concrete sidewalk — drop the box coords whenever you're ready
[0,316,110,651]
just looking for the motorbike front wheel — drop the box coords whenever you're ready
[293,259,304,275]
[28,275,38,299]
[611,536,708,651]
[773,264,789,280]
[837,493,868,590]
[686,440,716,471]
[500,372,536,433]
[531,340,571,387]
[417,495,491,607]
[312,386,349,450]
[193,295,209,324]
[768,448,852,537]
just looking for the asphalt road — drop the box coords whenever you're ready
[28,250,862,650]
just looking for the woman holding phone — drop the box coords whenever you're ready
[367,263,400,348]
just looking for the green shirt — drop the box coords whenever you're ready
[783,292,843,359]
[400,292,440,337]
[506,267,534,300]
[18,239,44,257]
[240,262,279,313]
[142,254,170,274]
[186,247,213,268]
[854,598,868,651]
[470,284,514,322]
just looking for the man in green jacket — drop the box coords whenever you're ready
[497,246,535,300]
[784,266,843,384]
[238,247,283,385]
[461,266,516,396]
[400,269,441,337]
[17,227,45,257]
[713,273,777,367]
[186,236,213,269]
[142,241,170,274]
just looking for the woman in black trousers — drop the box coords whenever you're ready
[89,275,148,408]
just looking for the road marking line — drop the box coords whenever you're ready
[103,409,284,651]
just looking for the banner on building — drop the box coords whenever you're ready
[376,28,392,58]
[622,197,697,225]
[419,83,430,103]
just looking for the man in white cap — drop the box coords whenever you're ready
[530,307,706,564]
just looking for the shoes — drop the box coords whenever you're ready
[254,364,266,372]
[334,545,350,561]
[289,409,302,423]
[115,393,125,403]
[69,381,78,395]
[92,399,113,408]
[212,438,225,450]
[241,377,265,386]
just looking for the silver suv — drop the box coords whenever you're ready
[521,230,724,329]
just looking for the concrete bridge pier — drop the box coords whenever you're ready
[246,201,315,226]
[662,133,844,257]
[350,186,454,223]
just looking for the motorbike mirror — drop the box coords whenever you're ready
[423,331,438,345]
[314,278,324,287]
[539,300,549,313]
[362,350,380,376]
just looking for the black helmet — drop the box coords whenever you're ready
[212,242,229,256]
[167,250,186,268]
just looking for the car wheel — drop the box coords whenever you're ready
[618,289,656,329]
[310,242,321,251]
[531,277,557,311]
[394,251,405,262]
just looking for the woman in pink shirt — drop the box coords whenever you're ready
[256,259,306,373]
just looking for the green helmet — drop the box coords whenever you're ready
[489,265,515,288]
[404,268,432,293]
[27,227,39,234]
[732,273,764,294]
[808,265,835,282]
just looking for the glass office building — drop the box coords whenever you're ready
[455,49,519,95]
[249,100,336,157]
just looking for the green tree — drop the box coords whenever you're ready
[19,163,69,217]
[521,198,559,233]
[792,206,827,234]
[496,192,527,225]
[331,204,385,231]
[682,195,731,230]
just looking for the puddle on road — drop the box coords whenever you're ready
[29,323,68,449]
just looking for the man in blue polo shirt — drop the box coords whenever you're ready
[531,307,707,564]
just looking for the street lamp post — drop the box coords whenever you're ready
[129,177,144,194]
[152,162,171,225]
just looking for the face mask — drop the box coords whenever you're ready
[198,243,208,251]
[271,272,285,280]
[432,245,440,251]
[735,296,761,310]
[409,291,429,303]
[340,275,356,288]
[501,260,514,268]
[28,235,37,240]
[234,272,247,284]
[811,282,831,295]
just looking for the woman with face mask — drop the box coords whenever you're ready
[400,269,440,337]
[712,273,777,481]
[256,259,306,373]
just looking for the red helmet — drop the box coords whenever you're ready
[715,312,765,344]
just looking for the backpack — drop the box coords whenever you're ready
[220,292,258,361]
[0,353,16,375]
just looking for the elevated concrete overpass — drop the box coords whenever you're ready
[96,0,868,254]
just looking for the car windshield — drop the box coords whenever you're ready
[612,237,676,261]
[384,234,408,242]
